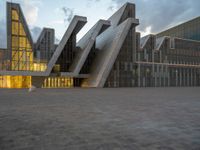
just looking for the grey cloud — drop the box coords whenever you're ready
[31,27,60,45]
[111,0,200,34]
[30,26,42,42]
[88,0,101,2]
[0,19,7,49]
[86,0,101,8]
[62,7,74,25]
[108,6,114,11]
[55,38,60,44]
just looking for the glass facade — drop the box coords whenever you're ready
[11,9,34,71]
[0,76,31,88]
[0,4,48,88]
[56,34,76,72]
[105,27,136,87]
[137,35,200,87]
[0,7,34,88]
[80,45,96,74]
[33,63,47,71]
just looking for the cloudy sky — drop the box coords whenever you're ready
[0,0,200,48]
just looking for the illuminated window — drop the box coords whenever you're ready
[12,21,19,35]
[19,23,26,36]
[11,9,33,71]
[12,10,19,20]
[0,76,31,88]
[12,36,19,48]
[42,77,74,88]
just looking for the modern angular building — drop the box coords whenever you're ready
[157,17,200,41]
[0,2,199,88]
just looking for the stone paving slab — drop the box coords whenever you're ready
[0,87,200,150]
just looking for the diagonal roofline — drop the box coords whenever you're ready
[0,16,87,76]
[87,18,139,87]
[44,15,87,74]
[67,19,111,75]
[7,2,34,49]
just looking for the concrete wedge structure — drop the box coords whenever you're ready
[46,16,87,74]
[67,20,110,75]
[81,3,139,87]
[86,18,139,87]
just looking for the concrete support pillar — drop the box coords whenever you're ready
[187,69,189,86]
[191,68,193,86]
[152,63,155,87]
[198,70,200,86]
[194,69,197,86]
[155,65,159,87]
[183,68,186,86]
[138,64,141,87]
[168,68,170,87]
[180,68,182,86]
[175,68,178,87]
[163,65,166,87]
[159,65,161,87]
[161,64,164,86]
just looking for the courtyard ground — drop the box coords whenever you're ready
[0,87,200,150]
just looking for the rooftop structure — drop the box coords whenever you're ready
[157,17,200,41]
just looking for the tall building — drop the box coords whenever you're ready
[0,2,199,88]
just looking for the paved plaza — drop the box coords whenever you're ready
[0,87,200,150]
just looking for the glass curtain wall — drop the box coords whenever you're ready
[11,9,33,71]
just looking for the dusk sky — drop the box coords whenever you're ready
[0,0,200,48]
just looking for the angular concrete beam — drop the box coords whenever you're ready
[108,2,128,27]
[69,19,110,75]
[46,15,87,74]
[0,70,47,76]
[87,18,139,87]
